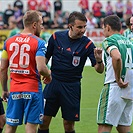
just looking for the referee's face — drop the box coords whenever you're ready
[70,20,86,39]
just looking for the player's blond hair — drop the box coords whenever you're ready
[23,10,42,27]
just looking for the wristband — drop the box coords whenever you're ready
[97,60,103,64]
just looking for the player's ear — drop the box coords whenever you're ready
[68,24,72,29]
[33,22,37,29]
[107,25,110,32]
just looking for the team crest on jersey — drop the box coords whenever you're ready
[72,56,80,66]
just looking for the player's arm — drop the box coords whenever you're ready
[108,47,121,82]
[44,57,49,65]
[86,39,104,73]
[107,46,128,88]
[36,40,52,84]
[94,48,104,73]
[1,50,9,101]
[94,61,104,74]
[36,56,50,77]
[36,56,51,84]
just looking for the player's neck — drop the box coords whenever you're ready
[21,28,34,35]
[68,30,72,38]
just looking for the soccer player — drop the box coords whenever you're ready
[97,15,133,133]
[0,61,6,133]
[38,11,104,133]
[130,16,133,41]
[40,25,51,44]
[1,10,52,133]
[0,97,5,133]
[8,16,21,37]
[123,16,133,40]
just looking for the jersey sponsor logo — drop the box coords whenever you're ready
[72,56,80,66]
[10,68,30,74]
[12,94,31,100]
[6,118,19,123]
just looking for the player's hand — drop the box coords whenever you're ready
[2,91,9,102]
[42,75,52,84]
[94,47,103,62]
[116,78,128,88]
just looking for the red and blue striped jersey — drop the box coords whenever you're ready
[3,33,46,92]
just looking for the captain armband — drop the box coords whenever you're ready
[1,50,8,59]
[107,45,118,55]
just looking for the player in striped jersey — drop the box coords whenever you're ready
[130,16,133,42]
[0,60,6,133]
[0,97,5,133]
[97,15,133,133]
[123,16,133,40]
[1,10,51,133]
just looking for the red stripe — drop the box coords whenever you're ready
[85,41,92,49]
[53,33,56,40]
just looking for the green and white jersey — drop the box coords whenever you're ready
[9,28,20,37]
[102,34,133,84]
[123,28,133,40]
[40,32,51,43]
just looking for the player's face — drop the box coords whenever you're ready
[8,21,14,29]
[130,17,133,32]
[70,20,86,39]
[35,16,43,37]
[102,24,109,37]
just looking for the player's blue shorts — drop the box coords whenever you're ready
[6,92,44,126]
[0,97,5,115]
[43,78,81,121]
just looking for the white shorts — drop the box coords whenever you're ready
[97,83,133,127]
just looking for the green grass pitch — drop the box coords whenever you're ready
[1,66,133,132]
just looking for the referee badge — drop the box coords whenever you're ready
[72,56,80,66]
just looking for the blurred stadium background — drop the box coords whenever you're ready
[0,0,128,14]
